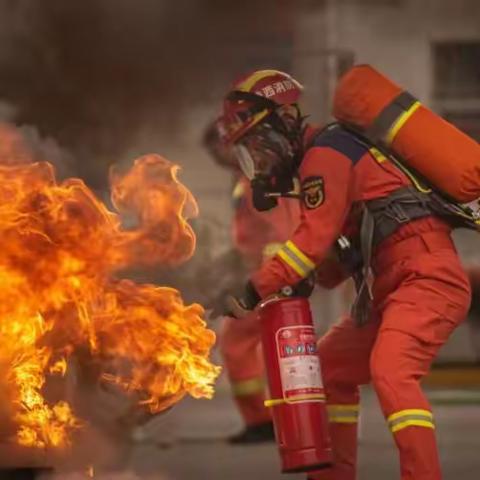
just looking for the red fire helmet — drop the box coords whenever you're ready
[223,69,304,145]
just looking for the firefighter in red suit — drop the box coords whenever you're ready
[203,118,300,443]
[221,70,471,480]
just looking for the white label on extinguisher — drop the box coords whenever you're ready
[276,325,323,399]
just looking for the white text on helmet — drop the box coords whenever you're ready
[254,80,295,98]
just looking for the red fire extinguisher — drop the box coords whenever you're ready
[259,295,333,474]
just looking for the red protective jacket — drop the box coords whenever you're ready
[251,124,413,298]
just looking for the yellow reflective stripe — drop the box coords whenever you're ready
[329,416,358,424]
[232,181,245,200]
[285,241,315,270]
[392,158,432,194]
[369,144,432,194]
[231,377,265,397]
[327,404,360,424]
[328,404,360,413]
[369,146,387,163]
[387,409,434,433]
[277,242,315,278]
[384,101,421,145]
[387,409,433,422]
[249,109,270,128]
[277,249,306,277]
[237,70,284,92]
[263,242,283,259]
[391,419,435,433]
[264,393,326,408]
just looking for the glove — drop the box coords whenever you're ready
[224,275,315,319]
[224,295,253,319]
[224,281,261,319]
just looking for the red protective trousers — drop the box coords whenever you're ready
[220,314,269,425]
[310,218,471,480]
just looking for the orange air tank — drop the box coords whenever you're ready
[333,64,480,203]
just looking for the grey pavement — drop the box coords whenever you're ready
[118,384,480,480]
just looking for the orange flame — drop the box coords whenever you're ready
[0,139,220,448]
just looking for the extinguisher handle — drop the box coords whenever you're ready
[280,285,294,297]
[280,274,316,299]
[258,275,314,309]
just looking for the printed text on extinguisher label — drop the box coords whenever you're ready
[276,326,323,399]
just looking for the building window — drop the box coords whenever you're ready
[443,111,480,142]
[433,42,480,99]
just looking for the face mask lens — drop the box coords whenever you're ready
[248,125,292,162]
[262,127,292,158]
[234,144,255,180]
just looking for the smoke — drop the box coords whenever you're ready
[0,121,74,177]
[0,0,299,307]
[0,0,295,187]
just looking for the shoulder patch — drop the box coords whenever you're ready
[311,125,367,164]
[302,176,324,209]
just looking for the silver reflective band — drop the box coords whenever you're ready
[234,144,255,180]
[387,409,435,433]
[327,404,360,424]
[277,241,315,278]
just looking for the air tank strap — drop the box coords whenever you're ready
[367,186,432,246]
[366,91,420,146]
[350,207,375,326]
[351,186,432,326]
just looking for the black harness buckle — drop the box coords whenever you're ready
[390,202,410,223]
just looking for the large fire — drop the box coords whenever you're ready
[0,128,220,449]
